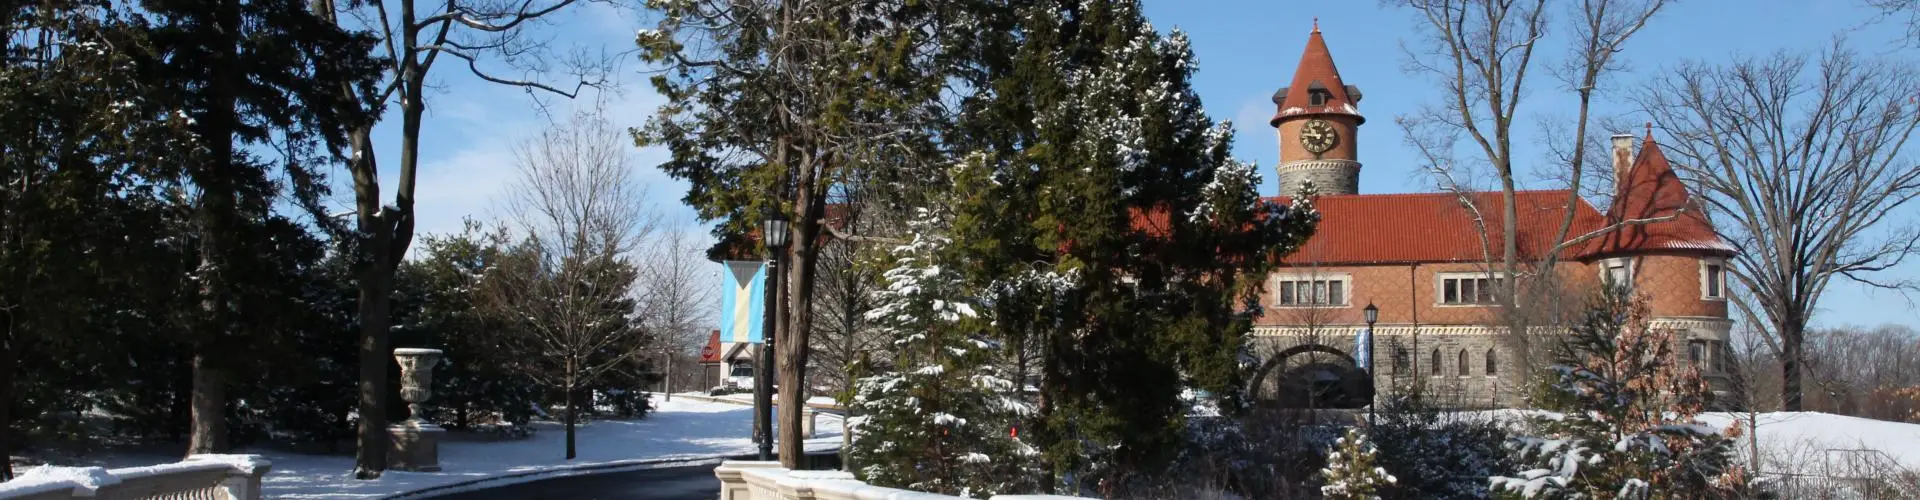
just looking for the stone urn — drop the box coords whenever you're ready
[390,348,445,472]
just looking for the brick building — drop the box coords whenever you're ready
[1248,25,1735,409]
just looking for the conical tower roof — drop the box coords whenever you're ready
[1583,128,1734,258]
[1271,21,1365,126]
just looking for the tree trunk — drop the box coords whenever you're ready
[779,226,817,468]
[1,320,14,481]
[186,353,228,455]
[565,361,578,460]
[353,247,393,478]
[1781,319,1805,411]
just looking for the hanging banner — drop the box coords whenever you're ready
[719,260,767,344]
[1354,327,1373,371]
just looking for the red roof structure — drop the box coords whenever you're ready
[698,329,722,364]
[1582,133,1734,258]
[1274,191,1607,265]
[1271,22,1365,126]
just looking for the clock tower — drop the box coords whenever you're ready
[1272,22,1364,195]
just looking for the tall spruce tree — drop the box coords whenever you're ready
[134,0,380,454]
[0,1,190,477]
[849,206,1040,498]
[944,1,1317,488]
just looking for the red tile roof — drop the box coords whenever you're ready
[1271,25,1365,126]
[1273,191,1607,265]
[1582,133,1735,258]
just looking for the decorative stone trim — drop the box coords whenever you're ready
[1278,159,1361,171]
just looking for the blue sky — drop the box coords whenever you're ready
[351,0,1920,329]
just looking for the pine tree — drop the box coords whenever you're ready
[943,0,1318,486]
[1320,428,1397,500]
[1491,289,1750,499]
[849,207,1039,498]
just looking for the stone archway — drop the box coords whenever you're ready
[1250,343,1374,409]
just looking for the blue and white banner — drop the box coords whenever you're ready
[1354,327,1372,371]
[719,261,767,344]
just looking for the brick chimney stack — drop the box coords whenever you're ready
[1611,133,1636,188]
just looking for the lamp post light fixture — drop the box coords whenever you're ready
[756,211,789,461]
[1363,302,1379,427]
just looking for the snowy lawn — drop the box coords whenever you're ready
[1467,410,1920,472]
[1696,412,1920,470]
[258,395,841,499]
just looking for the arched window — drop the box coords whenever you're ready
[1485,348,1498,375]
[1457,349,1470,376]
[1392,346,1410,374]
[1430,348,1442,376]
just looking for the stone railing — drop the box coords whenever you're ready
[715,461,1091,500]
[0,454,271,500]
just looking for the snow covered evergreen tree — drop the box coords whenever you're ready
[943,1,1319,488]
[1320,428,1397,500]
[849,207,1039,498]
[1491,289,1750,499]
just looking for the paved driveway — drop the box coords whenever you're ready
[434,464,720,500]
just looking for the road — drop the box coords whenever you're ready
[435,463,722,500]
[433,454,840,500]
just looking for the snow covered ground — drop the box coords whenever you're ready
[1469,410,1920,473]
[1696,412,1920,470]
[3,395,840,499]
[256,395,842,499]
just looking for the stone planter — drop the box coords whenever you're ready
[389,348,445,472]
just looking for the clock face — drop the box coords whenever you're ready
[1299,119,1339,154]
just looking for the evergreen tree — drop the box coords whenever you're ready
[943,0,1317,487]
[1370,393,1514,499]
[849,207,1039,498]
[1491,289,1750,499]
[133,0,380,454]
[1320,428,1397,500]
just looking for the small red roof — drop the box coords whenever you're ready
[698,329,722,364]
[1273,191,1607,265]
[1271,24,1364,126]
[1582,133,1734,258]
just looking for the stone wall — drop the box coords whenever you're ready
[1275,159,1360,196]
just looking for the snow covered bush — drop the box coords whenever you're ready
[1370,392,1515,499]
[848,208,1040,498]
[1320,428,1397,499]
[1491,289,1750,499]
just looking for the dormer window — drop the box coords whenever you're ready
[1309,89,1331,106]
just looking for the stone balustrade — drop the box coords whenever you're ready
[0,454,271,500]
[715,461,1092,500]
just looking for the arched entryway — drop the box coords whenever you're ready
[1250,344,1374,409]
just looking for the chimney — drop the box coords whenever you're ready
[1611,133,1636,188]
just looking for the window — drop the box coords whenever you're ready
[1703,260,1727,299]
[1603,258,1633,289]
[1688,340,1720,372]
[1309,89,1330,106]
[1439,272,1505,305]
[1485,348,1498,375]
[1457,350,1470,377]
[1430,348,1442,376]
[1275,276,1348,306]
[1392,346,1410,374]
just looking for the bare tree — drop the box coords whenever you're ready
[637,226,715,400]
[1636,44,1920,411]
[480,112,658,460]
[305,0,611,477]
[1393,0,1672,388]
[1868,0,1920,45]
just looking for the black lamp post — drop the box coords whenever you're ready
[1363,302,1379,427]
[756,211,789,461]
